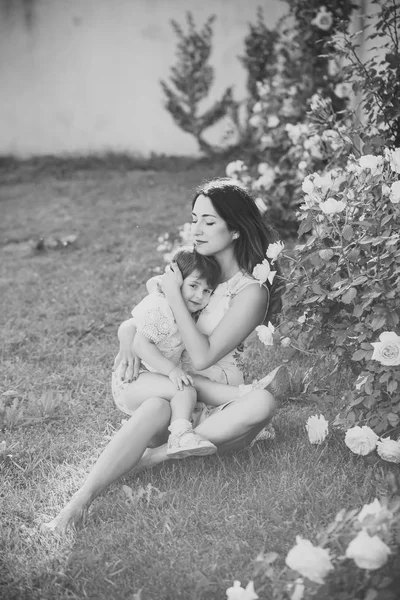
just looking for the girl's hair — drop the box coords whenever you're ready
[173,248,221,290]
[192,178,285,322]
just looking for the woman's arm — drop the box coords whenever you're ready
[162,271,268,371]
[113,318,141,382]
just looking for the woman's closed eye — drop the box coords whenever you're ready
[191,219,215,226]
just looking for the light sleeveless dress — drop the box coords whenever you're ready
[186,270,269,427]
[182,269,266,386]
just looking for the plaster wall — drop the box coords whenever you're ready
[0,0,285,157]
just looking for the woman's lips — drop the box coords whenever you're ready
[195,240,206,245]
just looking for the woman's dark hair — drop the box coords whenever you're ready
[192,178,285,322]
[173,248,221,290]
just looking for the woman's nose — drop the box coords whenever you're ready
[192,221,202,235]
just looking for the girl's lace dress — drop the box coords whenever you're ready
[112,291,185,414]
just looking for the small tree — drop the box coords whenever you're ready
[160,12,234,155]
[239,7,280,102]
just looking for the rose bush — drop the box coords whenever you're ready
[280,143,400,434]
[248,483,400,600]
[225,0,356,236]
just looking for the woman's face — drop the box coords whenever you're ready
[191,194,235,256]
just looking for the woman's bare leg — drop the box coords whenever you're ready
[44,396,171,532]
[192,375,242,406]
[193,365,290,406]
[195,389,277,446]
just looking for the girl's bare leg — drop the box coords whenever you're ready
[121,372,194,413]
[44,396,171,532]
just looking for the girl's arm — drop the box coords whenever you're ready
[133,332,193,389]
[162,271,269,371]
[133,332,176,376]
[146,275,162,294]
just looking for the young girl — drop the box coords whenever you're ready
[112,248,221,459]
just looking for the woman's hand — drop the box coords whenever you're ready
[113,320,141,382]
[161,261,183,299]
[168,366,194,391]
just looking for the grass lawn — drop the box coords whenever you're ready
[0,157,398,600]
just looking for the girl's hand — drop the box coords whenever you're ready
[161,261,183,298]
[168,366,194,391]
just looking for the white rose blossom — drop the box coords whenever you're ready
[258,162,271,175]
[254,169,276,191]
[252,259,276,286]
[285,123,309,145]
[344,425,378,456]
[358,154,384,175]
[371,331,400,366]
[345,529,391,570]
[303,135,323,159]
[298,160,308,172]
[266,241,284,262]
[311,6,333,31]
[320,198,346,214]
[306,414,329,444]
[249,114,262,128]
[260,134,274,148]
[357,499,383,523]
[256,322,275,346]
[226,160,247,179]
[389,181,400,204]
[285,536,334,583]
[376,437,400,463]
[313,172,333,193]
[226,580,259,600]
[267,115,280,128]
[334,82,352,99]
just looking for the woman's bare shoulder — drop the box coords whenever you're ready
[231,280,269,306]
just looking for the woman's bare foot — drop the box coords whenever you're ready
[43,490,91,533]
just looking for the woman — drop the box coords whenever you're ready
[45,178,289,531]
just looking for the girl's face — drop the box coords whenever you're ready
[181,270,213,313]
[191,194,235,257]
